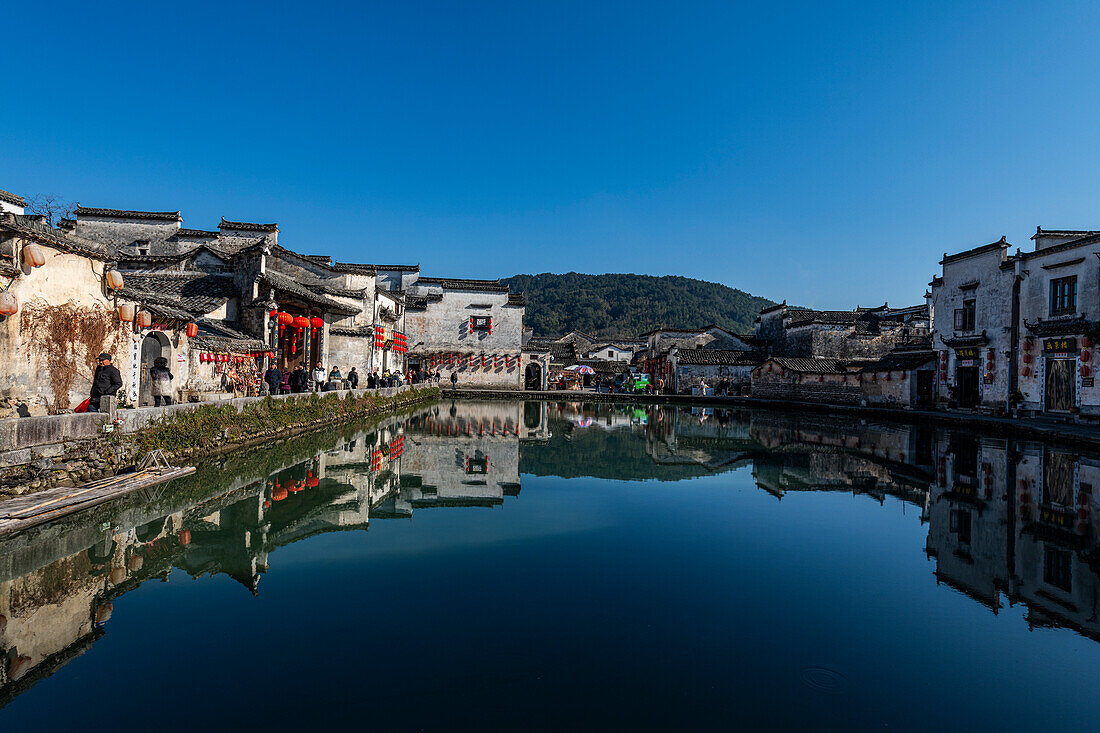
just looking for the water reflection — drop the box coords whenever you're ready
[1,399,1099,708]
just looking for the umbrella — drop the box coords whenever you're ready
[565,365,596,375]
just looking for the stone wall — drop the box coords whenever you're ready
[0,237,134,416]
[751,373,862,404]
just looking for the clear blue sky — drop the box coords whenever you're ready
[3,1,1099,308]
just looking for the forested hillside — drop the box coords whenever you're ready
[502,272,775,338]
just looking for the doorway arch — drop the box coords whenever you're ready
[139,332,171,406]
[524,363,543,390]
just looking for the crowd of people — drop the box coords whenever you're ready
[260,362,443,396]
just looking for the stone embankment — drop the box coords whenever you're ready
[445,388,1100,450]
[0,385,439,498]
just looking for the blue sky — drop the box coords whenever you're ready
[3,1,1099,308]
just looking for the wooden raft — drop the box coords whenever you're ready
[0,452,195,536]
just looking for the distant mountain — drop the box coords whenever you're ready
[502,272,776,338]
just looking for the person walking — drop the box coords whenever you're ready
[312,362,325,392]
[150,356,174,407]
[88,353,123,413]
[450,371,458,390]
[348,367,359,389]
[264,363,282,395]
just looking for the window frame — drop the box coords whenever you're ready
[1050,276,1078,317]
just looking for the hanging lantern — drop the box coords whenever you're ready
[310,316,324,330]
[23,243,46,268]
[1082,350,1091,363]
[1083,336,1092,349]
[136,310,153,328]
[1082,365,1091,378]
[1023,339,1032,352]
[269,309,279,319]
[1023,353,1032,364]
[1022,366,1031,377]
[0,291,17,317]
[185,322,198,338]
[105,270,124,290]
[117,303,135,322]
[293,316,310,331]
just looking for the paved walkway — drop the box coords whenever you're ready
[444,388,1100,449]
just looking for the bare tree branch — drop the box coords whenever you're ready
[24,194,76,226]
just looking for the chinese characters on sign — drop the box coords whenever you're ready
[1043,337,1077,354]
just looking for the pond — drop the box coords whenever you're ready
[1,400,1099,730]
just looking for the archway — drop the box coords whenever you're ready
[139,332,171,406]
[524,363,543,390]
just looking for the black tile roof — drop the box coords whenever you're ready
[76,207,182,221]
[858,351,936,373]
[506,293,526,306]
[176,228,219,238]
[675,349,765,366]
[121,273,239,315]
[0,189,26,207]
[0,214,111,260]
[220,217,278,232]
[762,357,847,374]
[940,237,1009,265]
[416,276,510,292]
[257,270,361,314]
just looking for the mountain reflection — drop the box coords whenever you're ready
[2,399,1099,704]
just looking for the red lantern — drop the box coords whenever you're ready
[306,477,320,488]
[1022,366,1031,377]
[1082,350,1091,363]
[310,316,324,330]
[178,529,192,545]
[986,350,994,362]
[1023,339,1032,352]
[185,322,198,338]
[1023,353,1032,364]
[273,487,288,502]
[269,309,279,319]
[1084,336,1092,349]
[1082,365,1090,378]
[293,316,310,331]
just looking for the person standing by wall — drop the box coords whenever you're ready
[264,363,283,396]
[348,367,359,389]
[150,357,174,407]
[88,353,123,413]
[312,362,325,393]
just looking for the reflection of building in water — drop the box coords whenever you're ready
[383,401,526,517]
[747,411,935,507]
[925,437,1100,639]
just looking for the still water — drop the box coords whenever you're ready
[1,400,1099,730]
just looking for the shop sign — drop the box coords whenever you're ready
[1043,337,1077,354]
[1084,378,1095,388]
[983,374,993,384]
[955,347,979,360]
[954,484,975,498]
[1040,506,1075,528]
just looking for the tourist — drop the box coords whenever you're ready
[279,370,291,395]
[451,371,458,389]
[149,356,174,407]
[88,353,122,413]
[312,362,326,392]
[368,370,378,389]
[328,365,342,386]
[263,364,282,395]
[348,367,359,389]
[290,364,309,393]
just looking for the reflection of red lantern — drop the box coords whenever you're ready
[306,477,319,487]
[186,322,198,338]
[273,487,287,502]
[179,529,192,545]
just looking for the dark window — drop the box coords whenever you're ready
[1044,546,1072,592]
[1050,276,1077,316]
[465,455,488,474]
[949,509,972,544]
[471,316,491,332]
[953,300,976,331]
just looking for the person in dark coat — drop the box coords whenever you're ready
[89,353,123,412]
[149,356,174,407]
[263,365,283,395]
[290,364,309,393]
[347,367,359,389]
